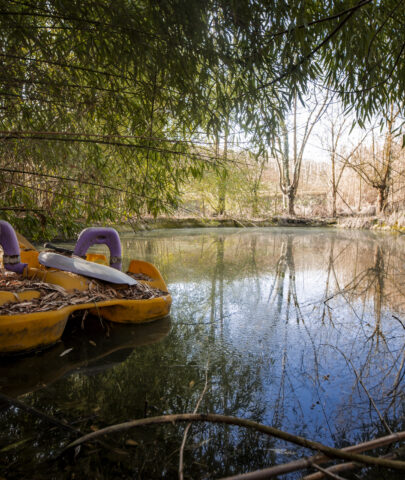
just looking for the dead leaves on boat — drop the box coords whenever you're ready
[126,272,152,281]
[0,274,168,315]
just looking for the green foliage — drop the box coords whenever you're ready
[0,0,403,238]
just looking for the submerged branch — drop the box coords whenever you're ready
[222,431,405,480]
[304,448,404,480]
[64,413,405,470]
[310,463,347,480]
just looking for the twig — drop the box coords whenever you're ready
[388,348,405,395]
[353,367,393,434]
[179,363,210,480]
[64,413,405,470]
[304,450,401,480]
[306,462,361,480]
[310,463,348,480]
[0,392,80,435]
[392,315,405,330]
[221,431,405,480]
[0,392,120,454]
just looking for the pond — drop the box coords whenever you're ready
[0,227,404,479]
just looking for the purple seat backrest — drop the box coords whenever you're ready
[74,227,122,270]
[0,220,27,274]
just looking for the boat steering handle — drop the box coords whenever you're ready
[74,227,122,270]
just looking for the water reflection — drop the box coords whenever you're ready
[1,228,404,479]
[0,316,171,397]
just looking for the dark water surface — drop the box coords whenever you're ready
[1,227,404,479]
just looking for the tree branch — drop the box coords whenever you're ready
[221,431,405,480]
[64,413,405,470]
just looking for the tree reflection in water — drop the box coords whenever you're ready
[0,228,404,479]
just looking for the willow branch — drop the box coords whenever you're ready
[0,133,252,169]
[267,0,372,39]
[0,129,215,146]
[260,4,362,90]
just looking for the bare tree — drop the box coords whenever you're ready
[349,104,400,214]
[275,90,330,215]
[320,107,370,216]
[321,104,349,217]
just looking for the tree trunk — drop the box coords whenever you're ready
[217,171,226,215]
[331,150,337,217]
[287,190,295,216]
[332,186,337,218]
[376,186,388,214]
[252,187,259,217]
[282,192,288,211]
[216,129,228,216]
[357,176,362,212]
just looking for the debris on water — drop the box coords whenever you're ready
[60,348,74,357]
[125,439,139,447]
[0,273,168,315]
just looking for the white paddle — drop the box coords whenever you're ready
[38,252,138,285]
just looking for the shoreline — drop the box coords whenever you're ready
[122,215,405,234]
[44,215,405,243]
[127,216,337,231]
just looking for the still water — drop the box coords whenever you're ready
[1,227,404,479]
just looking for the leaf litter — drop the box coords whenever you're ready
[126,272,153,281]
[0,273,168,315]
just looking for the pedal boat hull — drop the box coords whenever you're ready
[0,258,171,354]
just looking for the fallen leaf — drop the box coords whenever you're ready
[125,439,139,447]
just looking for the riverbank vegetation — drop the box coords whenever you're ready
[0,0,404,240]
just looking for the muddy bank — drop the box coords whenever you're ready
[126,214,405,234]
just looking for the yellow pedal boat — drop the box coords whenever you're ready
[0,222,172,354]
